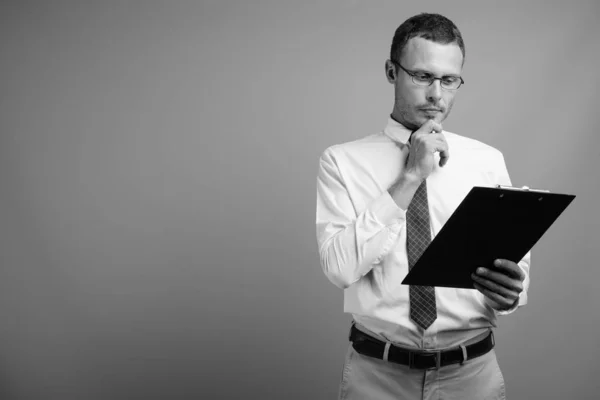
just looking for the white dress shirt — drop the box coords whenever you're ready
[316,117,530,350]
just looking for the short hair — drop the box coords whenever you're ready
[390,13,465,63]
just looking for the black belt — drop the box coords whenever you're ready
[349,324,495,370]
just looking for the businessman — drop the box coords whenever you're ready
[316,13,530,399]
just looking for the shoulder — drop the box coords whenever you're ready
[319,132,392,165]
[444,130,506,165]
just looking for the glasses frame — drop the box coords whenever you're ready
[390,60,465,90]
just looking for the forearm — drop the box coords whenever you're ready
[319,193,405,288]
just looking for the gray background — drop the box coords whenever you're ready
[1,1,598,399]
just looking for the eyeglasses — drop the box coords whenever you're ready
[391,60,464,90]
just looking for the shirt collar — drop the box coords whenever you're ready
[383,116,413,144]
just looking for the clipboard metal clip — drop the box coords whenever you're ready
[496,185,550,193]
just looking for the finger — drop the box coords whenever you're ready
[416,132,445,147]
[419,134,449,166]
[430,121,443,133]
[435,137,450,167]
[493,259,525,281]
[471,273,520,299]
[475,267,524,292]
[472,282,513,309]
[411,127,433,144]
[410,130,439,149]
[416,120,442,136]
[439,151,449,167]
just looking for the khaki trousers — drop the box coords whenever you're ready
[338,343,506,400]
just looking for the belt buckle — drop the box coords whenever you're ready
[409,350,441,370]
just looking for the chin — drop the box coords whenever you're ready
[417,114,443,124]
[405,111,446,128]
[430,113,447,124]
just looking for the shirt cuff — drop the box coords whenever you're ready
[494,299,519,315]
[493,290,528,315]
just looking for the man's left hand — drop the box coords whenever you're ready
[471,259,525,311]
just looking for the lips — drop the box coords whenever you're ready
[421,108,442,112]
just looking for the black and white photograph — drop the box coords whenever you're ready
[0,1,597,399]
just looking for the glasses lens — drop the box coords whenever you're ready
[412,76,433,86]
[411,76,462,90]
[441,78,462,90]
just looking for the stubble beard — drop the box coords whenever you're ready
[394,96,454,130]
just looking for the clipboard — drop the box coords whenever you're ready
[401,185,575,289]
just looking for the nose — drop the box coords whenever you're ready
[426,80,443,103]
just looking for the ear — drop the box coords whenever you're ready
[385,60,396,83]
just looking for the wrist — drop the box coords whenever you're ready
[388,171,423,210]
[399,170,423,187]
[486,296,519,312]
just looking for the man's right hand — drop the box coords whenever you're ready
[388,120,450,210]
[403,120,449,182]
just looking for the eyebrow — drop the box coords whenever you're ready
[414,69,461,79]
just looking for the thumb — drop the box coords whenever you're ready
[430,121,443,134]
[439,151,449,167]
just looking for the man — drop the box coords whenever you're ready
[316,13,530,400]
